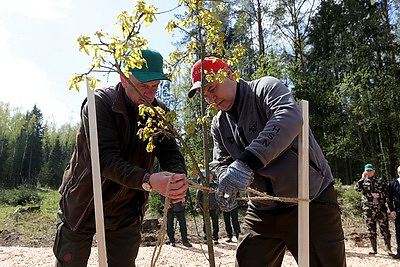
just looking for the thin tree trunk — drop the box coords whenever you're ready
[18,134,29,186]
[198,16,216,267]
[256,0,265,55]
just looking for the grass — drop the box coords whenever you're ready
[0,187,60,247]
[0,184,364,248]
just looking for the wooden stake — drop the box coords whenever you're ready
[298,100,309,267]
[86,79,108,266]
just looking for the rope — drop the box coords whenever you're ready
[150,176,310,266]
[186,178,310,203]
[150,174,173,267]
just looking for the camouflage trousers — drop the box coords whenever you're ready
[363,204,391,240]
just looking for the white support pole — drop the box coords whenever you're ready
[86,79,108,267]
[298,100,309,267]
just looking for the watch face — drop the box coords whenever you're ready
[142,182,152,191]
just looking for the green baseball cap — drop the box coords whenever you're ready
[128,49,170,83]
[364,163,375,171]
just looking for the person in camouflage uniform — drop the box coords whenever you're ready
[355,163,393,256]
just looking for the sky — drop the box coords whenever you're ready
[0,0,183,127]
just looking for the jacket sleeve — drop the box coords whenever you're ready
[354,178,363,192]
[387,181,395,212]
[154,135,186,174]
[211,118,233,180]
[378,178,388,198]
[81,90,149,190]
[239,77,302,170]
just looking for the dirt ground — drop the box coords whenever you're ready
[1,217,399,266]
[0,236,398,266]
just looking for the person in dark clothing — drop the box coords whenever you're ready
[187,56,346,266]
[53,48,188,267]
[196,172,219,244]
[222,197,241,242]
[388,165,400,259]
[160,192,192,247]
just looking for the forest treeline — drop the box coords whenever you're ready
[0,0,399,189]
[0,103,77,189]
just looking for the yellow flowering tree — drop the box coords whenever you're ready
[68,1,245,266]
[165,1,245,265]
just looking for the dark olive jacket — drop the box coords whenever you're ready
[58,83,186,231]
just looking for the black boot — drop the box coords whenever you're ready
[182,238,192,247]
[166,238,175,247]
[369,239,377,255]
[393,249,400,259]
[384,238,394,256]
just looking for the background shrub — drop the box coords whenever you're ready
[338,181,363,218]
[0,186,42,206]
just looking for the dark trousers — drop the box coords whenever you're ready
[166,209,189,243]
[53,211,141,267]
[236,185,346,267]
[395,211,400,252]
[223,207,241,239]
[203,209,219,240]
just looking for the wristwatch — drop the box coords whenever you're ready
[142,173,152,191]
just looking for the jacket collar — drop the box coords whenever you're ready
[112,82,162,118]
[226,79,247,121]
[112,83,135,118]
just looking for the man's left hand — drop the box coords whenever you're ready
[151,172,188,203]
[371,193,379,198]
[216,160,254,211]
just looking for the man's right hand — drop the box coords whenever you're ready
[150,172,188,203]
[362,171,368,179]
[216,195,238,212]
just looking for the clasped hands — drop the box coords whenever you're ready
[150,171,188,203]
[216,160,254,212]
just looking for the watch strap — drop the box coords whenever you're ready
[142,173,152,191]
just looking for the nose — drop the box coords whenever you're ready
[205,94,216,104]
[143,86,158,98]
[144,90,153,98]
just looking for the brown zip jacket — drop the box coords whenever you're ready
[58,83,186,231]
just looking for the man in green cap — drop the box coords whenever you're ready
[53,48,188,266]
[355,163,393,256]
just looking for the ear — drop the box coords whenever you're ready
[120,74,127,88]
